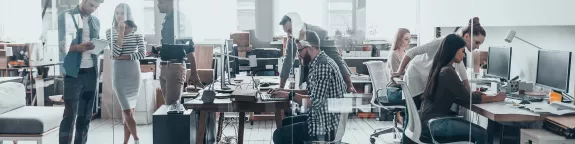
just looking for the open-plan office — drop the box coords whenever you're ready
[1,0,575,144]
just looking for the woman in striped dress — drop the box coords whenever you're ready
[107,3,145,144]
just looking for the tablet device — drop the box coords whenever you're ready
[90,39,109,55]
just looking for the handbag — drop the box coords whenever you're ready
[386,82,403,104]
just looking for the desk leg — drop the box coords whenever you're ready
[197,111,207,144]
[216,112,224,142]
[238,112,246,144]
[275,109,284,128]
[487,119,503,144]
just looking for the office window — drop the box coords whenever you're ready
[177,0,238,42]
[274,0,327,36]
[143,0,155,35]
[237,0,256,31]
[328,0,353,37]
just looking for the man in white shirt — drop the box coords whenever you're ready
[57,0,103,144]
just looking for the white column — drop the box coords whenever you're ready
[255,0,274,42]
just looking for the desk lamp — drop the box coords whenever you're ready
[504,30,543,49]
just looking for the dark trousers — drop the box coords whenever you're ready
[59,68,98,144]
[423,118,488,144]
[273,114,336,144]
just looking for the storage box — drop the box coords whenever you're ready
[231,32,250,48]
[140,64,155,73]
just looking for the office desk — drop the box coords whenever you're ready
[464,101,544,122]
[184,78,289,144]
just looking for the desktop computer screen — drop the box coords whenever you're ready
[486,47,512,79]
[536,50,572,93]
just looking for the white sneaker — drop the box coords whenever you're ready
[134,140,140,144]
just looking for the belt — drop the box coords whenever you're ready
[78,67,95,74]
[160,59,184,65]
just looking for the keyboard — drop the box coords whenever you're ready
[260,93,289,101]
[507,94,544,102]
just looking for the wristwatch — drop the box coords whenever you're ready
[289,91,295,101]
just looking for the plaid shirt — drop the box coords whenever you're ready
[307,51,347,136]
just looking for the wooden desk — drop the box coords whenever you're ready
[184,82,289,144]
[465,101,544,122]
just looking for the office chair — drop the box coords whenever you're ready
[304,113,349,144]
[364,61,405,143]
[395,78,470,144]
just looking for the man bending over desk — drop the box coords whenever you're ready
[270,31,346,143]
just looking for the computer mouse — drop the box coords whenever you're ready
[519,100,531,104]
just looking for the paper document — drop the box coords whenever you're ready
[90,39,109,55]
[524,102,575,115]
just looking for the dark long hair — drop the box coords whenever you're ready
[112,3,137,29]
[421,34,466,101]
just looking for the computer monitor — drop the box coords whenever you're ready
[535,50,572,93]
[486,47,512,79]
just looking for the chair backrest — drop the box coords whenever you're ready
[364,61,389,101]
[394,78,425,144]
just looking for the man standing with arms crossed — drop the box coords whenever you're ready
[57,0,103,143]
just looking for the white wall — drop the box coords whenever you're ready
[418,0,575,44]
[0,0,42,42]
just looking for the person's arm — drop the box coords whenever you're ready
[442,67,481,105]
[397,39,439,74]
[107,29,123,58]
[129,34,146,60]
[455,62,471,90]
[279,39,296,88]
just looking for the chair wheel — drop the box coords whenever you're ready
[370,137,376,143]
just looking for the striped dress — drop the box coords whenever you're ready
[106,28,146,110]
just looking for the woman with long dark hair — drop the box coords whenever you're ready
[418,34,506,143]
[106,3,145,144]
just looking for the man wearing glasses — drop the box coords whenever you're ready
[271,31,346,143]
[278,14,355,93]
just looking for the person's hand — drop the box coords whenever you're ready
[77,41,95,52]
[114,55,131,60]
[272,91,289,98]
[268,88,285,94]
[492,92,507,102]
[189,74,204,88]
[347,86,357,93]
[392,70,404,77]
[117,17,126,34]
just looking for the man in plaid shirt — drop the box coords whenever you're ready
[271,31,347,143]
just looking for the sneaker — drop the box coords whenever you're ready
[167,104,179,112]
[134,140,140,144]
[176,104,185,111]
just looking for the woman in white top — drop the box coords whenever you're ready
[388,28,411,80]
[394,17,486,107]
[107,3,146,144]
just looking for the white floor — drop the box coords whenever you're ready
[3,117,400,144]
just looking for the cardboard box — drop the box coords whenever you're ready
[231,32,250,48]
[141,64,155,73]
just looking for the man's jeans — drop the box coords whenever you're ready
[59,68,98,144]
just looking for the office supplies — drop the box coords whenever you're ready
[260,93,288,101]
[535,49,572,102]
[90,39,108,55]
[486,47,512,80]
